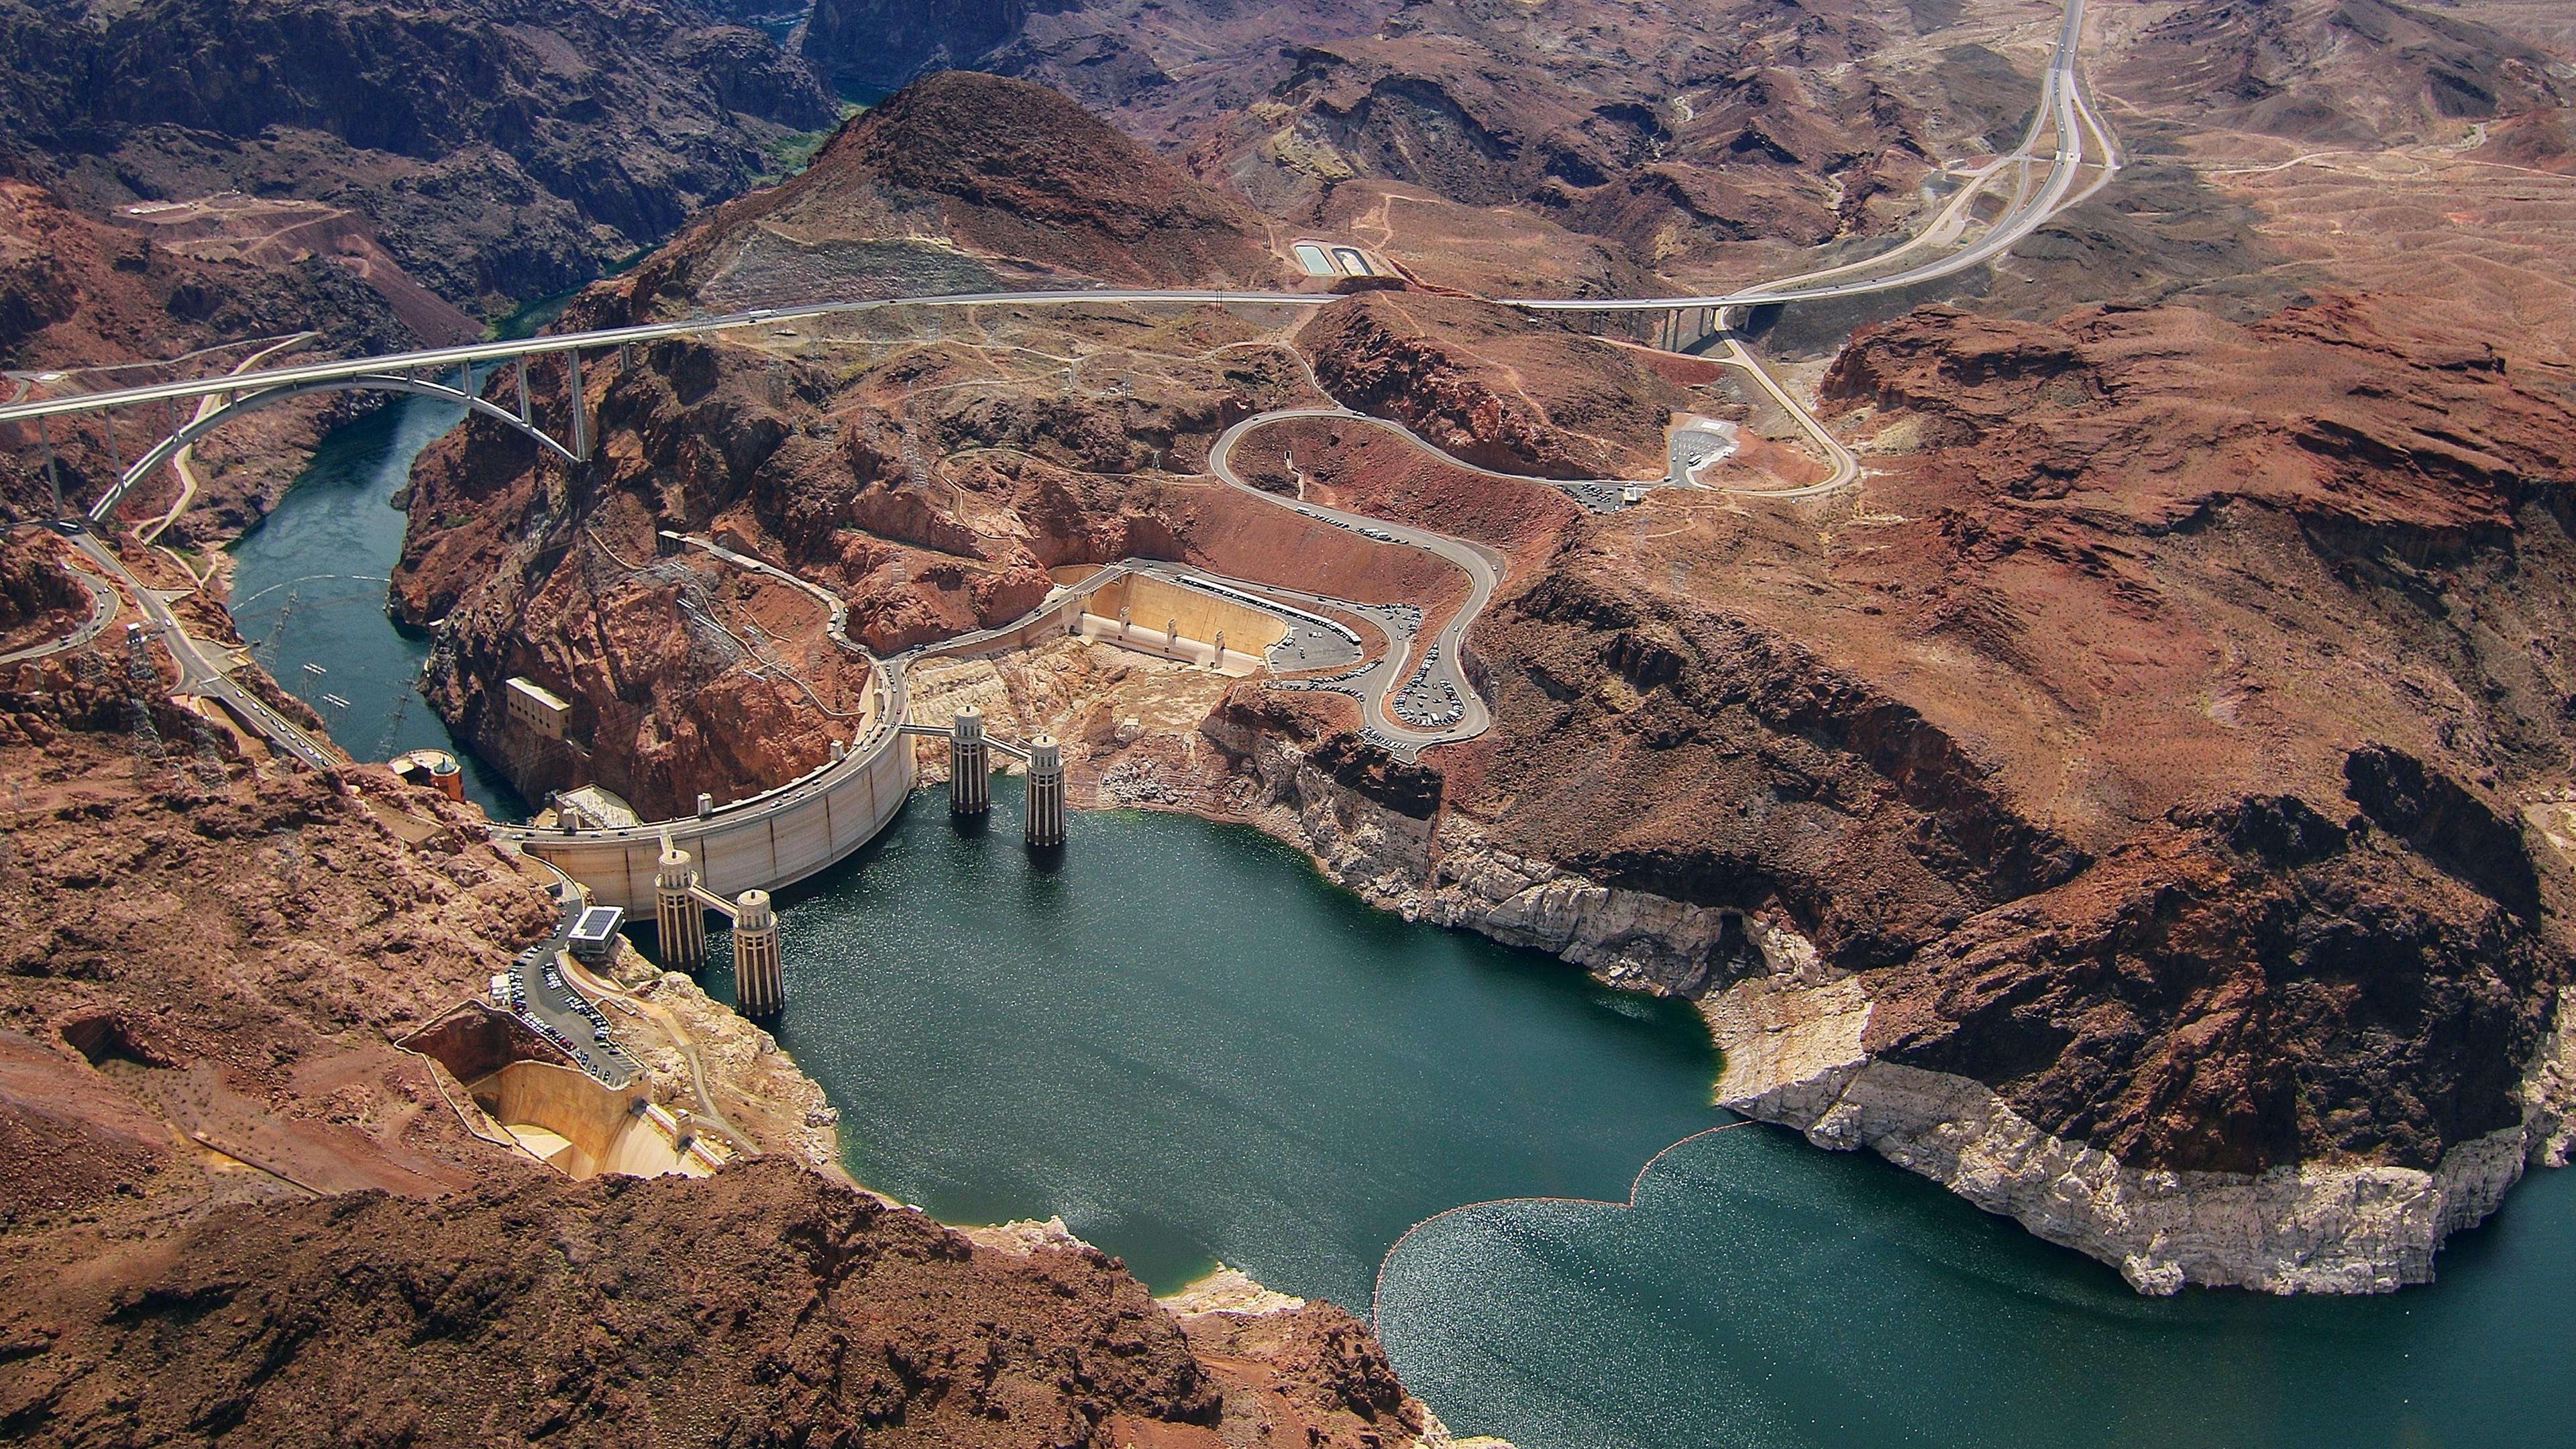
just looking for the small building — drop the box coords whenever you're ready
[568,905,625,963]
[388,747,465,801]
[505,677,571,740]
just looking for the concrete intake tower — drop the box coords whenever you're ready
[654,842,709,971]
[951,706,990,816]
[651,837,789,1016]
[732,890,784,1018]
[896,714,1067,853]
[1025,734,1065,849]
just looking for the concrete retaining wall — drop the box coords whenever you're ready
[468,1059,716,1179]
[1083,574,1288,661]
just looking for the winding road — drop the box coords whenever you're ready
[1503,0,2115,313]
[1208,407,1503,751]
[66,529,342,771]
[133,332,317,547]
[0,0,2118,884]
[0,533,117,666]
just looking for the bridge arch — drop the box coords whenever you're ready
[90,370,582,526]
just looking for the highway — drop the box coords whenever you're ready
[0,0,2115,515]
[1502,0,2116,313]
[0,0,2116,894]
[0,537,117,665]
[0,0,2121,441]
[0,289,1337,434]
[64,530,343,771]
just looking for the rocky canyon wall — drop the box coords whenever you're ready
[0,0,838,314]
[0,525,1438,1448]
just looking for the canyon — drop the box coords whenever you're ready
[0,0,838,314]
[5,0,2576,1441]
[0,524,1442,1447]
[388,2,2576,1295]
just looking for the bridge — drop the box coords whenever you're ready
[0,0,2115,917]
[0,0,2116,485]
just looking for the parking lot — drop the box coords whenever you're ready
[494,896,644,1087]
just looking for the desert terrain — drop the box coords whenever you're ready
[2,0,2576,1442]
[382,0,2576,1293]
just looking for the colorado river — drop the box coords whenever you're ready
[227,398,523,817]
[232,404,2576,1449]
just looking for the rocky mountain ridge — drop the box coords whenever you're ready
[1,1157,1430,1447]
[0,0,838,313]
[612,68,1288,314]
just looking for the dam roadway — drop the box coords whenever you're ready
[0,0,2115,910]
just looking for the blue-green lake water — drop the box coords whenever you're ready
[694,777,1721,1307]
[237,402,2576,1449]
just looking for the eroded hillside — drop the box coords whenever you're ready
[0,0,839,313]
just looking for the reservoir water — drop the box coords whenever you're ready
[236,402,2576,1449]
[691,778,1720,1308]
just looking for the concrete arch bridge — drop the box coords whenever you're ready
[83,354,602,528]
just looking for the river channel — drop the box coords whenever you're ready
[227,397,523,817]
[232,399,2576,1449]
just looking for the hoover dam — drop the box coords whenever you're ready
[7,0,2576,1442]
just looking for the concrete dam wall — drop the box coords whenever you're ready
[511,718,916,911]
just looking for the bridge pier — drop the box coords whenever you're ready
[1025,734,1065,849]
[654,841,708,971]
[732,890,784,1018]
[36,416,60,518]
[951,706,990,816]
[566,349,588,462]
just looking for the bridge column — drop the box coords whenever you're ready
[1025,734,1065,850]
[731,890,784,1018]
[951,707,990,816]
[566,349,588,462]
[36,416,60,518]
[654,842,708,971]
